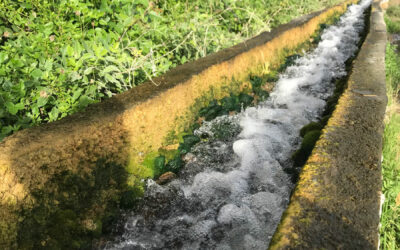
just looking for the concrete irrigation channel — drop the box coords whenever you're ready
[270,0,387,248]
[0,0,386,249]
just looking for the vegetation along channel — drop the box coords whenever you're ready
[100,1,372,249]
[380,2,400,249]
[0,0,348,141]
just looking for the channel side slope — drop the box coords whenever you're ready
[270,0,387,249]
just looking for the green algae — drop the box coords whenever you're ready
[165,157,184,174]
[221,94,242,113]
[178,135,201,154]
[292,130,322,166]
[153,155,166,179]
[300,122,324,137]
[209,118,241,140]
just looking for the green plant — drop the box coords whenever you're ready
[386,43,400,101]
[292,130,321,167]
[387,5,400,19]
[385,16,400,34]
[299,122,323,137]
[385,6,400,34]
[380,9,400,247]
[379,36,400,249]
[380,114,400,250]
[0,0,344,140]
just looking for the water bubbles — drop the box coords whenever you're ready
[104,1,372,249]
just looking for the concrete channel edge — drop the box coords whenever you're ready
[269,0,387,248]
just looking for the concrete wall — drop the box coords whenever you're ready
[0,1,358,248]
[270,0,387,248]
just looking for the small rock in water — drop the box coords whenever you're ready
[82,219,97,231]
[156,172,177,185]
[183,153,196,163]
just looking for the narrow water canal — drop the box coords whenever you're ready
[104,0,372,249]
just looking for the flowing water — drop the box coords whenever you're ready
[104,1,371,249]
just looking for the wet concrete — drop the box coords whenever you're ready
[270,0,387,249]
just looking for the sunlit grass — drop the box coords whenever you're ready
[380,10,400,248]
[380,112,400,250]
[386,43,400,105]
[385,6,400,33]
[387,5,400,18]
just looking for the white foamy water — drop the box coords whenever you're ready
[103,1,371,249]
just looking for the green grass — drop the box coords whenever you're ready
[386,6,400,33]
[387,5,400,18]
[0,0,344,140]
[380,9,400,248]
[380,113,400,250]
[386,43,400,104]
[386,16,400,35]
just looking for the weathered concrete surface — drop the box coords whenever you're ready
[0,1,358,248]
[270,0,387,249]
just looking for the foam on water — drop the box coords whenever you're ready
[103,1,371,249]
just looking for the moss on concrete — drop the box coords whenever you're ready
[292,130,322,168]
[299,122,324,137]
[16,160,137,249]
[270,1,386,248]
[288,1,371,184]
